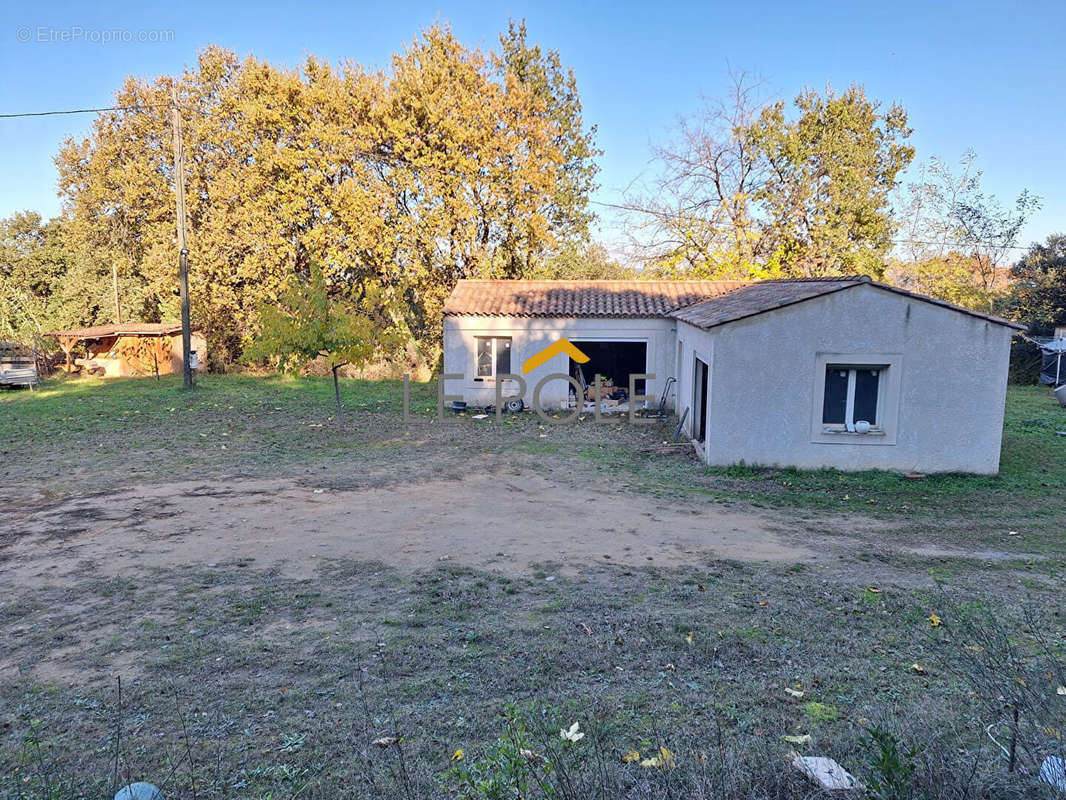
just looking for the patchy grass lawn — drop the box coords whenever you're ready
[1,376,1064,798]
[3,377,1063,512]
[0,374,438,485]
[586,384,1066,520]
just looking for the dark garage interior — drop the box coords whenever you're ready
[570,340,648,395]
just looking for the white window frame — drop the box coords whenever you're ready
[473,336,511,381]
[810,352,902,445]
[823,366,885,431]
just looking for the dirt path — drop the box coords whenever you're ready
[1,470,837,584]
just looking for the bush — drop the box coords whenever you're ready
[862,726,924,800]
[1009,337,1043,384]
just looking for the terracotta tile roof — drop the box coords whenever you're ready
[46,322,196,339]
[443,279,753,318]
[670,276,1026,331]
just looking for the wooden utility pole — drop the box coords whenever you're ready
[170,86,193,390]
[111,263,122,324]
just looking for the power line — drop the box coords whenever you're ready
[0,104,171,119]
[589,200,1034,251]
[889,238,1030,252]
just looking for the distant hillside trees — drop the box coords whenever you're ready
[884,252,996,312]
[525,243,635,279]
[893,151,1040,311]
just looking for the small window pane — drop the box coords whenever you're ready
[854,368,880,425]
[496,338,511,376]
[476,338,493,377]
[822,367,848,424]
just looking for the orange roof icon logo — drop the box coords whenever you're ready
[521,338,589,374]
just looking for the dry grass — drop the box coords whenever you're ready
[1,376,1064,798]
[2,560,1061,798]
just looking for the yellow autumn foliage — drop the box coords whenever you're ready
[55,22,598,366]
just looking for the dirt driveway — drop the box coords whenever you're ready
[1,467,843,585]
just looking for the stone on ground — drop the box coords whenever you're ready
[115,783,163,800]
[791,755,862,791]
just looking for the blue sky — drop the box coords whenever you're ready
[1,0,1063,256]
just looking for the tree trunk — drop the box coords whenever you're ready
[332,364,343,425]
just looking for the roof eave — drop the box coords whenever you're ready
[45,326,196,338]
[670,283,859,329]
[671,281,1027,332]
[861,281,1026,331]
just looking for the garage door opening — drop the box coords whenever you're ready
[570,341,648,397]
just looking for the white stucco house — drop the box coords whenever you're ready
[442,277,1024,474]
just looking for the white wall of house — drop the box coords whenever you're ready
[442,316,678,410]
[674,284,1015,474]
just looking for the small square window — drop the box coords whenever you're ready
[822,364,885,430]
[475,337,512,379]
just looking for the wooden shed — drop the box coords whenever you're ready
[46,323,207,378]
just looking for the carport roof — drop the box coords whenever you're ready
[46,322,196,339]
[669,277,1026,331]
[443,279,752,318]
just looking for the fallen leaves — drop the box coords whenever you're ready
[621,747,676,769]
[640,747,676,769]
[559,722,584,743]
